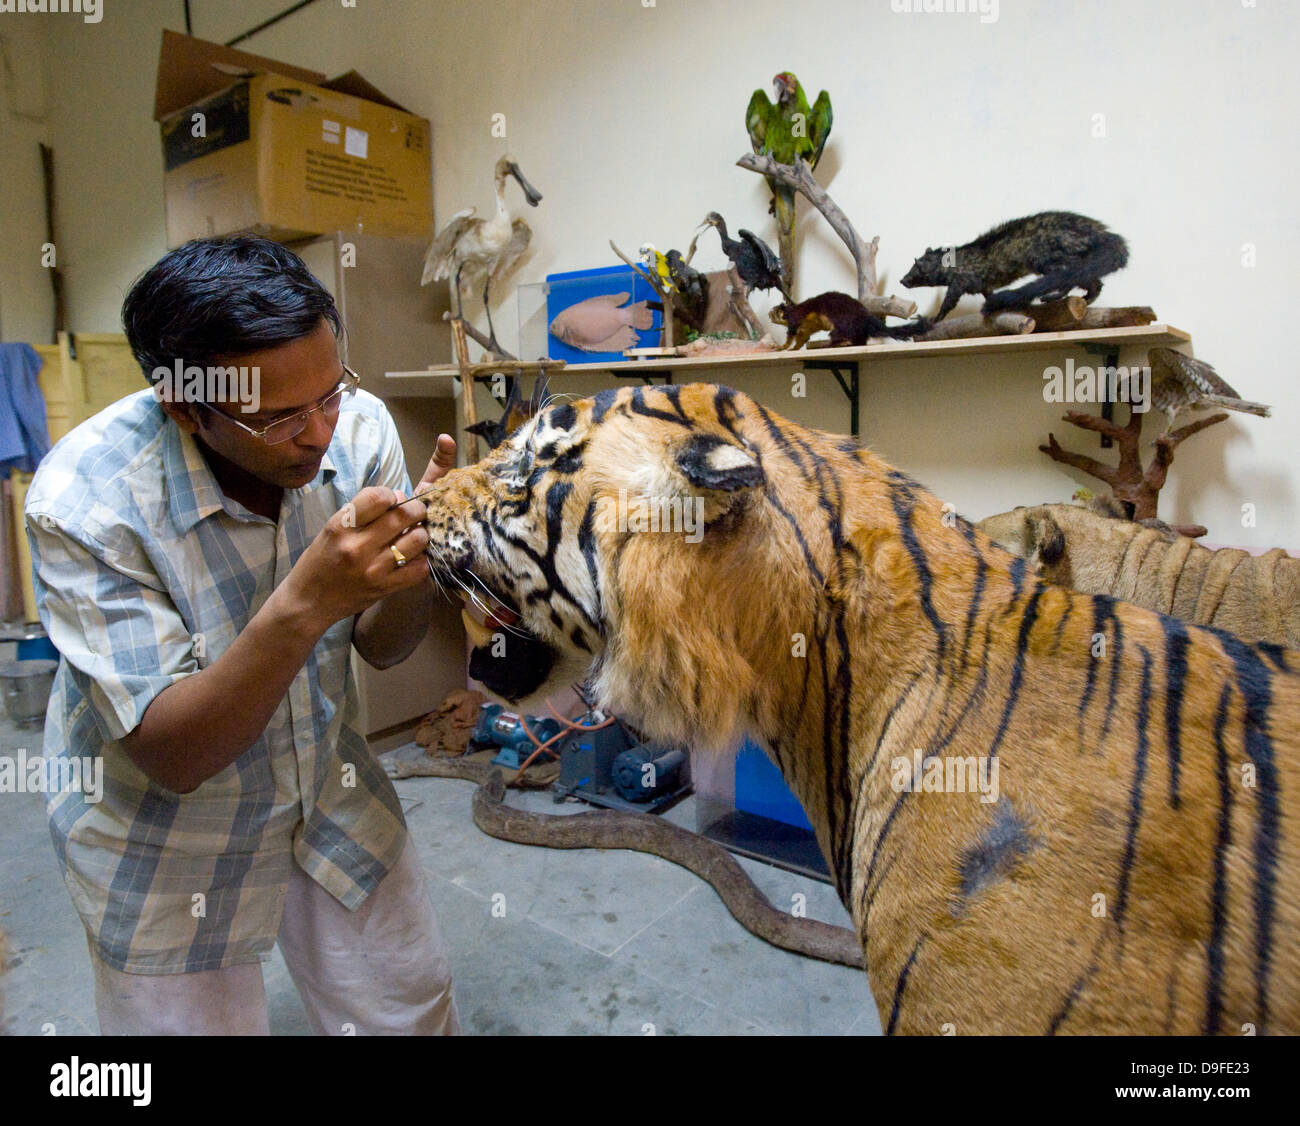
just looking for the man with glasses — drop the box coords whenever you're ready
[25,237,461,1035]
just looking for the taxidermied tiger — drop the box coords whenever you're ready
[422,383,1300,1035]
[978,502,1300,650]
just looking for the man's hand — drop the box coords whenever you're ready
[351,433,458,669]
[278,484,434,633]
[414,433,457,497]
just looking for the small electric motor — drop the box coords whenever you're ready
[468,703,562,770]
[612,745,689,803]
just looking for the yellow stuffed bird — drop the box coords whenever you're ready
[638,243,676,293]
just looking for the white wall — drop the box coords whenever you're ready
[9,0,1299,547]
[0,15,53,344]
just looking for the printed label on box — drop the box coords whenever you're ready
[344,126,369,159]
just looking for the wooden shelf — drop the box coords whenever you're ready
[387,322,1191,439]
[386,322,1190,394]
[585,322,1191,373]
[384,359,561,398]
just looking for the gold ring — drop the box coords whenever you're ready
[390,545,408,568]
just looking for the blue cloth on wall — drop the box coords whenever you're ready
[0,342,52,479]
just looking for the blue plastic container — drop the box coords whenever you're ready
[544,264,661,363]
[17,636,58,662]
[735,738,813,831]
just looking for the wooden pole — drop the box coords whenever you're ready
[442,310,516,361]
[450,317,481,463]
[40,144,65,343]
[917,311,1035,340]
[1021,297,1087,333]
[1029,300,1157,333]
[725,266,765,340]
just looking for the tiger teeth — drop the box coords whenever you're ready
[461,608,496,649]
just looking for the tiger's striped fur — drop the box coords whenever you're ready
[422,383,1300,1035]
[977,502,1300,649]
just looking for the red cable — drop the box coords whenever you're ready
[511,692,617,779]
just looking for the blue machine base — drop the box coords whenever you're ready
[491,746,533,770]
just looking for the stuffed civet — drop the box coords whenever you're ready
[901,211,1128,322]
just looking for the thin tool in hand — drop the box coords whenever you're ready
[388,485,441,511]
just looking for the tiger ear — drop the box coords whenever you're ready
[1028,512,1066,569]
[669,433,764,523]
[674,433,764,493]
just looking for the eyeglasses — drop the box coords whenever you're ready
[205,366,360,445]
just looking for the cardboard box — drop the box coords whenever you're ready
[154,30,433,247]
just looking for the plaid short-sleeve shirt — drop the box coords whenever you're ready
[25,387,413,974]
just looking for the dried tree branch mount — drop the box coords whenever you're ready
[1041,404,1229,522]
[736,152,915,319]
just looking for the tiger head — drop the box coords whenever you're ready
[977,500,1182,589]
[975,505,1069,578]
[421,383,854,750]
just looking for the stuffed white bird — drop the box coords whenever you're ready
[421,155,542,355]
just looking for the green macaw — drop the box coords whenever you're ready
[745,71,833,294]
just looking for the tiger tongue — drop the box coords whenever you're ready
[487,604,519,627]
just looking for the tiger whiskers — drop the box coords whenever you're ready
[426,543,533,641]
[425,543,494,617]
[538,391,578,413]
[424,551,460,609]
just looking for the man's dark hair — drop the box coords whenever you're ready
[122,236,341,387]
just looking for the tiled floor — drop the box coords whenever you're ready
[0,689,880,1036]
